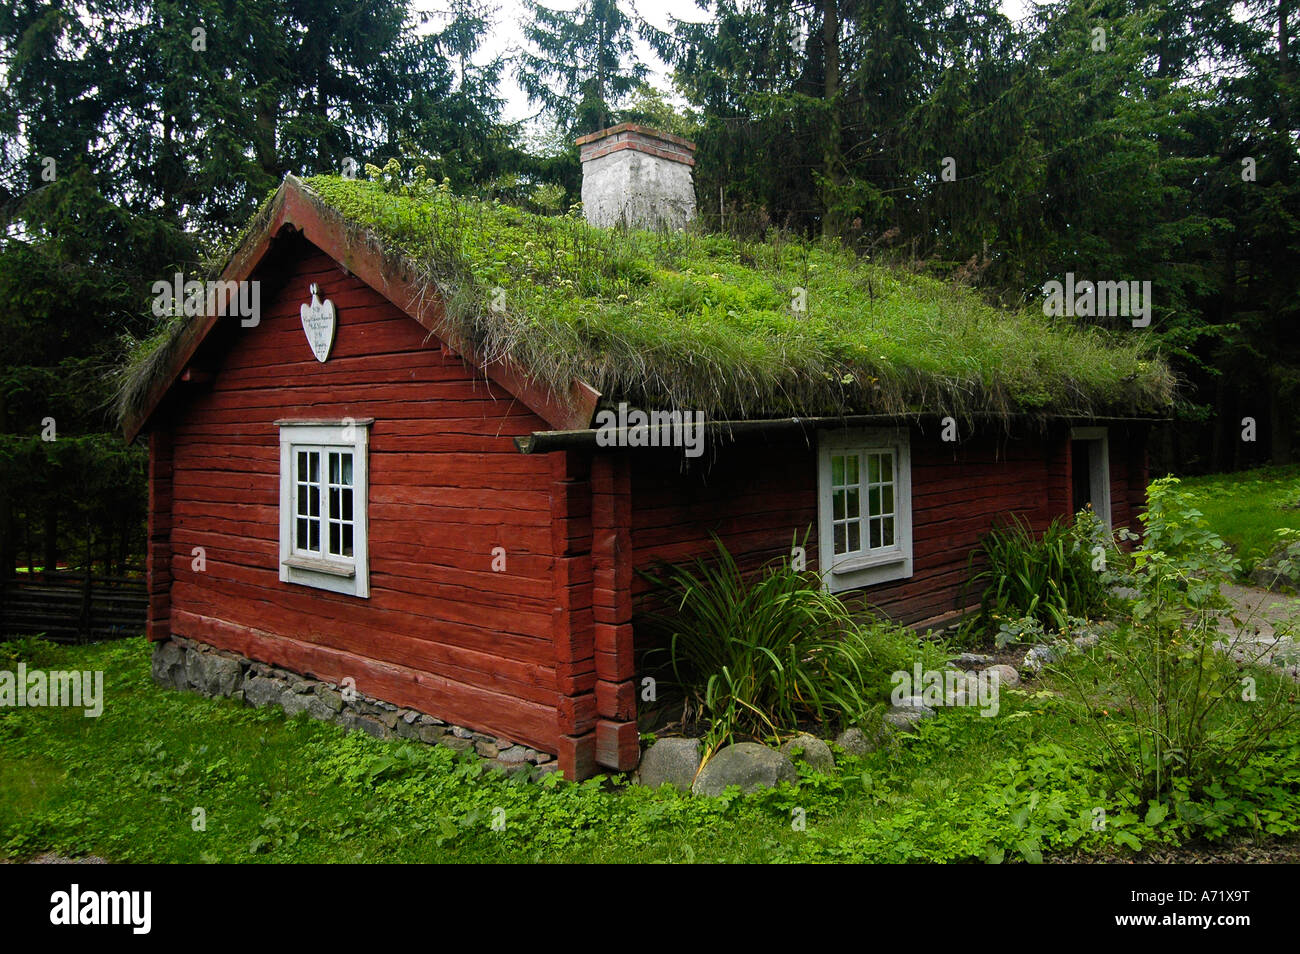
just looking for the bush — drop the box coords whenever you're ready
[1051,478,1300,804]
[970,509,1119,632]
[640,535,943,751]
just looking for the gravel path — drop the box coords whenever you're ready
[1216,583,1300,679]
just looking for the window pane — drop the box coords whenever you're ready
[309,519,319,551]
[845,487,859,519]
[341,488,353,521]
[831,455,844,486]
[869,518,881,550]
[329,486,340,518]
[329,452,340,485]
[881,453,893,482]
[329,521,340,555]
[832,489,844,521]
[867,454,879,484]
[882,485,894,515]
[308,484,319,518]
[341,454,353,486]
[834,523,846,554]
[845,454,858,485]
[868,486,880,517]
[309,452,319,482]
[342,524,353,557]
[848,522,861,552]
[296,518,308,549]
[882,516,895,547]
[297,484,307,515]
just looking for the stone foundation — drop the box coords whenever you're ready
[151,636,559,779]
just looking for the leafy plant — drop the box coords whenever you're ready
[641,534,939,753]
[970,510,1118,632]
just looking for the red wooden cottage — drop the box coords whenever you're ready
[122,131,1171,780]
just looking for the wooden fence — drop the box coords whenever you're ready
[0,571,147,643]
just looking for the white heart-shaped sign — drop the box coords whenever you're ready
[300,284,337,362]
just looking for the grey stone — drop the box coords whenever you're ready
[985,664,1020,688]
[498,745,530,764]
[692,743,797,797]
[288,677,314,694]
[779,734,835,772]
[475,740,500,759]
[340,712,390,739]
[1023,644,1061,674]
[452,726,474,740]
[186,652,242,696]
[315,687,344,712]
[230,690,244,706]
[883,700,936,734]
[835,726,877,757]
[636,737,702,792]
[377,710,400,729]
[533,763,562,778]
[441,737,474,754]
[393,719,420,740]
[402,709,419,724]
[151,641,187,689]
[1073,633,1100,650]
[243,676,286,709]
[955,652,993,668]
[534,752,552,764]
[418,725,448,745]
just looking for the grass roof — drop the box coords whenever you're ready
[118,173,1176,430]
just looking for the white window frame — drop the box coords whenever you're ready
[277,419,371,598]
[1069,426,1111,528]
[817,427,913,593]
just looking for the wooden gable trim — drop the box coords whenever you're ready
[124,175,601,442]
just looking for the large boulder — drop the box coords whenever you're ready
[692,743,797,797]
[779,734,836,773]
[636,737,702,792]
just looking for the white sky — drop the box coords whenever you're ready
[419,0,1036,125]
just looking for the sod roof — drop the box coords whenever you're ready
[118,173,1175,437]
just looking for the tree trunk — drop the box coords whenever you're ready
[820,0,843,239]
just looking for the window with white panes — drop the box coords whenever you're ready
[817,429,912,592]
[278,421,370,598]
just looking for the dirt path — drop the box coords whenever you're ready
[1217,583,1300,679]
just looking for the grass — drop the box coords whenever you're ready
[1180,465,1300,573]
[117,172,1175,429]
[3,637,1298,863]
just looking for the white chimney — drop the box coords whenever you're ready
[576,123,697,230]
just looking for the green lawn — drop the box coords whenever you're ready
[1180,465,1300,573]
[2,637,1297,863]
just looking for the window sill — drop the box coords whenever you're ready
[828,551,906,575]
[282,555,356,578]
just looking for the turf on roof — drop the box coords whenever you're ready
[120,174,1176,429]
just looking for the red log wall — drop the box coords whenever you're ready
[156,236,572,761]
